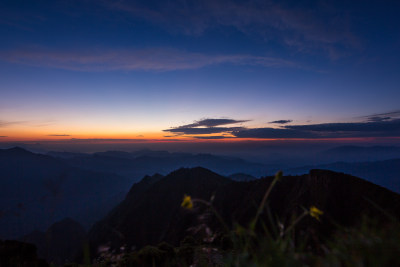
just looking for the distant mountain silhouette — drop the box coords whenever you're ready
[0,147,130,239]
[286,159,400,193]
[21,218,86,265]
[88,167,400,255]
[48,149,268,180]
[46,151,89,159]
[254,145,400,171]
[319,145,400,162]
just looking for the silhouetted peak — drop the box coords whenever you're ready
[141,173,164,184]
[168,166,218,177]
[3,146,31,155]
[309,169,338,176]
[127,173,165,197]
[163,167,233,187]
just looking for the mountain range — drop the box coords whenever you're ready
[1,145,400,240]
[0,147,269,239]
[1,145,400,264]
[0,147,130,239]
[48,149,268,179]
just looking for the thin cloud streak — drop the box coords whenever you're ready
[101,0,359,57]
[0,48,298,72]
[191,136,235,140]
[269,120,292,124]
[233,119,400,139]
[163,118,249,135]
[361,110,400,122]
[181,118,250,128]
[164,127,245,135]
[0,120,27,127]
[285,119,400,133]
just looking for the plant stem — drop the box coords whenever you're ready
[283,211,308,236]
[253,171,282,229]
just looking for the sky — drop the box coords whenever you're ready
[1,0,400,151]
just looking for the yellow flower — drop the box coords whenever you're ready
[181,194,193,210]
[309,206,323,221]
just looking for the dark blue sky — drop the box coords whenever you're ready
[1,0,400,143]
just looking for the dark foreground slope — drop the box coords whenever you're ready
[88,167,400,254]
[88,168,231,249]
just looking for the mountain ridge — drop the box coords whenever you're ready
[286,158,400,193]
[88,167,400,256]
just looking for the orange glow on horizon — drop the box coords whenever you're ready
[2,125,400,144]
[1,131,400,144]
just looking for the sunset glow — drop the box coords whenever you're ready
[1,0,399,152]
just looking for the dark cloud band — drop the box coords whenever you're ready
[165,114,400,139]
[163,118,249,135]
[233,119,400,139]
[269,120,293,124]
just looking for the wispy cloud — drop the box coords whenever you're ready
[163,118,249,135]
[0,119,54,128]
[0,120,26,127]
[192,136,235,140]
[269,120,292,124]
[47,134,71,137]
[179,118,249,128]
[164,126,245,135]
[0,47,298,72]
[101,0,359,57]
[361,110,400,122]
[0,136,7,138]
[285,119,400,134]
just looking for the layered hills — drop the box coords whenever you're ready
[1,146,400,264]
[0,147,271,239]
[49,149,268,180]
[0,147,129,239]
